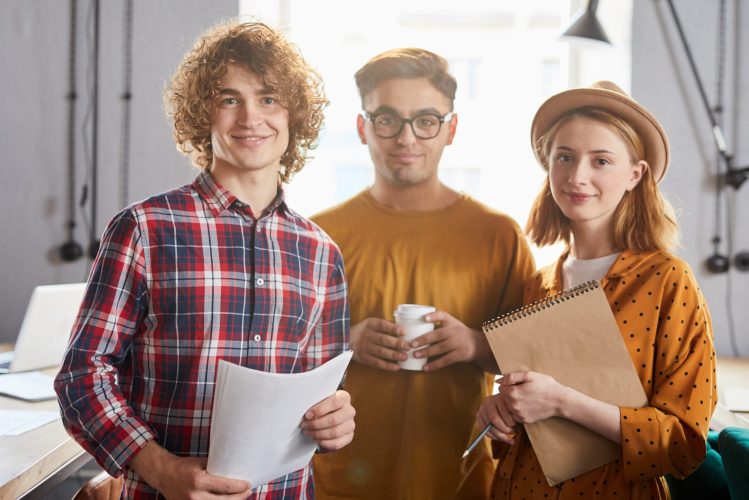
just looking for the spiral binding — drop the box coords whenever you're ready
[482,280,601,330]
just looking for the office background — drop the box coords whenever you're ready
[1,0,747,359]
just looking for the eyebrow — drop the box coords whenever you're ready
[217,88,240,97]
[217,85,277,97]
[554,145,616,155]
[371,105,445,116]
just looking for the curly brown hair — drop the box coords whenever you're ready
[165,20,328,183]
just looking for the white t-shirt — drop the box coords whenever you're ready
[562,252,620,289]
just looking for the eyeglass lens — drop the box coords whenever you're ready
[372,113,444,139]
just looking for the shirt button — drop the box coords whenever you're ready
[256,225,262,233]
[256,277,264,286]
[253,334,261,342]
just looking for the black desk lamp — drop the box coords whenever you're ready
[560,0,748,189]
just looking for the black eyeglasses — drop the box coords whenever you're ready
[362,110,454,139]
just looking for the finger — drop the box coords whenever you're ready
[356,351,402,371]
[476,400,514,436]
[495,399,517,429]
[303,403,355,432]
[305,391,348,420]
[318,431,355,451]
[421,350,461,372]
[413,333,458,358]
[370,333,410,355]
[487,430,515,445]
[409,328,450,349]
[500,371,530,386]
[364,342,408,362]
[304,417,356,441]
[485,397,516,434]
[202,472,251,495]
[422,310,453,324]
[366,318,404,337]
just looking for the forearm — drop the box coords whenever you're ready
[128,440,173,493]
[557,385,621,444]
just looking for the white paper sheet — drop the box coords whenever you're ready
[207,351,352,487]
[0,371,56,401]
[0,409,59,435]
[724,386,749,412]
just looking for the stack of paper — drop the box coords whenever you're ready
[0,371,56,401]
[724,386,749,412]
[0,409,59,435]
[207,351,352,487]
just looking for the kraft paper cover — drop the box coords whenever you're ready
[483,281,648,486]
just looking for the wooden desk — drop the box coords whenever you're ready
[712,356,749,431]
[0,367,88,499]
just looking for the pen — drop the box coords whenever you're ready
[462,424,492,458]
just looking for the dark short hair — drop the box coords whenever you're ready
[354,48,457,108]
[165,20,328,182]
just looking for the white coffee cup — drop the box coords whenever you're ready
[394,304,436,371]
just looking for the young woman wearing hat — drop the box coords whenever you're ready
[476,81,716,498]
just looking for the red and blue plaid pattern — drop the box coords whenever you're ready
[55,171,348,499]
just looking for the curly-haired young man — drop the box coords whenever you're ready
[55,21,353,499]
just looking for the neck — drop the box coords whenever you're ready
[209,165,280,217]
[369,177,459,211]
[569,220,618,260]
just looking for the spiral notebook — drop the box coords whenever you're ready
[483,280,648,486]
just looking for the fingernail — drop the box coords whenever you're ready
[410,341,419,348]
[305,411,313,419]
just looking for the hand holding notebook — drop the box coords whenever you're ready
[482,280,648,486]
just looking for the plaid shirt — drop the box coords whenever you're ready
[55,171,349,499]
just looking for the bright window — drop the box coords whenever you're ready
[239,0,631,268]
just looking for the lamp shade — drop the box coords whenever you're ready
[561,0,611,45]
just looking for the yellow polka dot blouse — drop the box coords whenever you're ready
[491,249,717,499]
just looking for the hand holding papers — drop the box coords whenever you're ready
[207,351,353,487]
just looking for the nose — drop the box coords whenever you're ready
[396,121,418,146]
[237,102,262,128]
[567,161,589,186]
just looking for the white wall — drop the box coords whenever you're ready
[632,0,749,356]
[0,0,237,343]
[1,0,747,358]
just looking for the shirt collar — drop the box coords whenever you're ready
[192,170,287,218]
[540,248,657,293]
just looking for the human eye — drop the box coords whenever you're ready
[555,153,573,163]
[375,114,398,126]
[415,115,439,128]
[219,96,239,106]
[595,157,612,167]
[261,96,277,105]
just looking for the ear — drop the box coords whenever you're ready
[446,114,458,145]
[626,160,648,191]
[357,114,367,145]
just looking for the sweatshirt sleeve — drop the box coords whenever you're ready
[619,261,717,482]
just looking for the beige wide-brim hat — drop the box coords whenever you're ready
[530,80,670,183]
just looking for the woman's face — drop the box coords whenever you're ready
[548,116,646,232]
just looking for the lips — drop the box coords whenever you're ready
[565,191,595,202]
[233,134,268,141]
[391,151,422,163]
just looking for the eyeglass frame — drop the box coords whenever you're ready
[361,110,455,139]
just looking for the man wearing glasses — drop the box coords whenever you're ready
[312,48,534,499]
